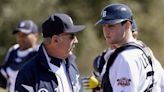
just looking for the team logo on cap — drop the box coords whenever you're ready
[102,11,107,17]
[20,22,26,27]
[120,7,127,11]
[117,77,131,87]
[38,88,48,92]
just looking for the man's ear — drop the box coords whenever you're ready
[52,35,62,43]
[52,35,59,43]
[125,21,132,30]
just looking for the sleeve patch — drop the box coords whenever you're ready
[117,77,131,87]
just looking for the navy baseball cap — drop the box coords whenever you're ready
[42,13,86,38]
[13,20,38,34]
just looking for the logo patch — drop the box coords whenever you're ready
[102,11,107,17]
[117,77,131,87]
[38,88,48,92]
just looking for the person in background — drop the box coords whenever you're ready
[0,20,39,92]
[15,13,85,92]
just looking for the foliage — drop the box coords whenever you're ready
[0,0,164,77]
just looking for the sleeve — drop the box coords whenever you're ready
[4,44,19,63]
[154,58,164,91]
[15,68,34,92]
[151,54,164,91]
[0,46,15,88]
[160,69,164,91]
[109,54,139,92]
[0,67,7,88]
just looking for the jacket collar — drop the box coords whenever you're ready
[37,43,77,70]
[37,44,50,70]
[37,44,67,70]
[49,55,62,67]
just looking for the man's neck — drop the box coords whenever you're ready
[117,37,137,48]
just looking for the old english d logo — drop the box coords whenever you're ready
[102,11,107,17]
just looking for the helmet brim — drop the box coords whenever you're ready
[95,19,127,25]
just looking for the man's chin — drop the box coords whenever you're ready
[69,48,74,52]
[70,46,75,51]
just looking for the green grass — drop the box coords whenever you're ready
[83,88,92,92]
[0,88,5,92]
[0,87,91,92]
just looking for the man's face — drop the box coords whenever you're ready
[102,23,125,45]
[57,33,78,57]
[15,32,38,50]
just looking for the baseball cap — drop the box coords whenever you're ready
[42,13,86,38]
[13,20,38,34]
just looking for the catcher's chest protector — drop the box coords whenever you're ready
[101,42,154,92]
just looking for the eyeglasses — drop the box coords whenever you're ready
[59,33,75,39]
[69,33,75,39]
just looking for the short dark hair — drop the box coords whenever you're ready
[121,20,132,25]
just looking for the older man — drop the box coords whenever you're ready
[15,13,85,92]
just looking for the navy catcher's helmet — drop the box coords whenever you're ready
[132,20,138,32]
[96,4,133,25]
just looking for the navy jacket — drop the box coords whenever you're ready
[15,44,81,92]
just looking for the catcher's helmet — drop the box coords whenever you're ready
[132,20,137,32]
[96,4,133,25]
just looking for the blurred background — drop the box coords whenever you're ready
[0,0,164,91]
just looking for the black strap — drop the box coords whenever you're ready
[102,43,131,92]
[102,42,154,92]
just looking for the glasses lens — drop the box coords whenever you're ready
[59,33,75,39]
[70,34,75,39]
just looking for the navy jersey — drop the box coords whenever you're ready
[0,44,38,92]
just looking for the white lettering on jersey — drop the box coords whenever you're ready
[22,84,34,92]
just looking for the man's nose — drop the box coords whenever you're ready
[73,36,78,43]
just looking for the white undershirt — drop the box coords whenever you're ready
[17,48,33,58]
[42,46,72,92]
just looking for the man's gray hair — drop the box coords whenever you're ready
[43,37,51,45]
